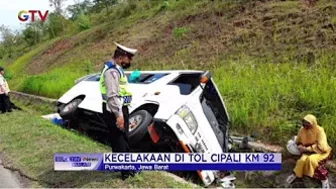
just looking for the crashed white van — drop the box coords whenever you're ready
[56,70,234,187]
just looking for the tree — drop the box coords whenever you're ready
[49,0,69,35]
[0,25,16,57]
[0,44,5,59]
[22,21,45,45]
[67,0,93,20]
[49,0,68,15]
[44,12,64,38]
[92,0,118,12]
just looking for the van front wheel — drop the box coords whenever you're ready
[59,99,82,120]
[128,110,153,146]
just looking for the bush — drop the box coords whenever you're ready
[76,14,92,32]
[4,70,13,80]
[117,2,138,19]
[64,20,78,35]
[159,1,170,11]
[0,45,5,59]
[45,13,65,39]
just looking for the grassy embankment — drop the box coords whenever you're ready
[1,0,336,148]
[0,105,196,188]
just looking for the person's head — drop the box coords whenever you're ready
[112,42,137,69]
[302,114,318,130]
[0,67,4,75]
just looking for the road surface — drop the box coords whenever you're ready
[0,158,22,188]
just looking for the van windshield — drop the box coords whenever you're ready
[126,73,169,84]
[168,73,202,95]
[200,79,229,152]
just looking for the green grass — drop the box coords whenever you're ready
[7,53,336,150]
[136,53,336,149]
[0,110,195,188]
[214,56,336,147]
[3,38,62,91]
[1,0,336,152]
[16,60,93,98]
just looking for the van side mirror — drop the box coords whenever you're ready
[200,71,212,84]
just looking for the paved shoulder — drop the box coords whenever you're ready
[0,159,22,188]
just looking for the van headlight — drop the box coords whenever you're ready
[175,105,198,134]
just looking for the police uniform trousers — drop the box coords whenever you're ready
[0,94,12,113]
[102,103,135,178]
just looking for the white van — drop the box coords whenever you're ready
[56,70,234,187]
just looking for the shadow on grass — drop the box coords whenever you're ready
[56,122,204,187]
[36,167,198,188]
[36,168,123,188]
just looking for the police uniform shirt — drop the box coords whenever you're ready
[104,62,123,117]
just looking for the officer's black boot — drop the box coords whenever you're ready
[121,170,141,180]
[121,171,132,180]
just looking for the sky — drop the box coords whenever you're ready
[0,0,76,32]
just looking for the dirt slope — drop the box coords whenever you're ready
[20,0,336,75]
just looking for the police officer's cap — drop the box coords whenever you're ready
[114,42,137,57]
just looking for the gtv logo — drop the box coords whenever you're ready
[18,10,49,22]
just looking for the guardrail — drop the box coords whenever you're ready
[10,91,57,105]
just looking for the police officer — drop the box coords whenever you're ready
[99,42,138,180]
